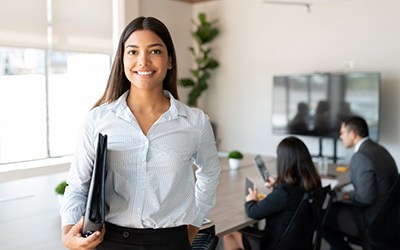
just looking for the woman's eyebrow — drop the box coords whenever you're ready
[125,43,165,49]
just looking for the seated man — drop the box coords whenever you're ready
[323,116,398,250]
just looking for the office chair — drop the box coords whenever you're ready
[192,224,219,250]
[241,185,332,250]
[343,174,400,250]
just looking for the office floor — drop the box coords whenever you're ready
[0,172,67,250]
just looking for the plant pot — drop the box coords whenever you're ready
[229,158,241,170]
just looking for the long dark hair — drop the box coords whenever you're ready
[93,16,179,107]
[275,136,321,192]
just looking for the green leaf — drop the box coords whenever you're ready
[55,180,68,195]
[184,12,219,107]
[205,59,219,69]
[180,78,195,87]
[190,69,200,78]
[198,13,207,25]
[228,150,243,159]
[199,71,210,83]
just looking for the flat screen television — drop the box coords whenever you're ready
[271,72,380,142]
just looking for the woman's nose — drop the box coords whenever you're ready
[137,54,149,66]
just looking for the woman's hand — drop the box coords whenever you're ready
[188,224,200,245]
[341,191,351,201]
[245,188,259,202]
[265,176,276,189]
[62,217,105,250]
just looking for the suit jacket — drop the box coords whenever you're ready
[349,139,398,225]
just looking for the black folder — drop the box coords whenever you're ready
[81,133,107,237]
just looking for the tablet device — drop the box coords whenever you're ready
[245,178,254,196]
[254,155,270,181]
[81,133,107,237]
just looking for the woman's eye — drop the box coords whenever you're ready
[151,49,161,54]
[127,50,137,55]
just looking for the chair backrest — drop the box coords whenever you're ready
[192,225,219,250]
[368,174,400,248]
[273,185,331,250]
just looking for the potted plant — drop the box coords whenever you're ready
[180,12,219,107]
[228,150,243,170]
[55,180,68,205]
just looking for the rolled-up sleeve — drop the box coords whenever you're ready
[59,113,96,227]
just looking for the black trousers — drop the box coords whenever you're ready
[96,222,191,250]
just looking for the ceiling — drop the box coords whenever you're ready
[263,0,349,5]
[171,0,217,3]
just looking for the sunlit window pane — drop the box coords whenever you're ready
[0,47,111,164]
[0,47,47,163]
[48,52,110,156]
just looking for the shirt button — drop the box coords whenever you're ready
[122,231,130,238]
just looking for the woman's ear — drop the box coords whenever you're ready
[168,57,172,69]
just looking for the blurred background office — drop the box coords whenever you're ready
[1,0,399,178]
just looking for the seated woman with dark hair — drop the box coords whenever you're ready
[223,136,322,250]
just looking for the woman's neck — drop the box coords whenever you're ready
[127,88,170,117]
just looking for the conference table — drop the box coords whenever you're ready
[205,154,349,237]
[204,154,274,236]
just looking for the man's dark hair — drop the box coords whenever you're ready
[342,116,369,138]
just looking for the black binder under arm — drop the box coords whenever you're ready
[81,133,107,237]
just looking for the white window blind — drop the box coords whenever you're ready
[0,0,113,53]
[0,0,48,48]
[52,0,113,53]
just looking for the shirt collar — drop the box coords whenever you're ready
[355,137,369,152]
[111,90,186,120]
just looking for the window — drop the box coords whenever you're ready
[0,0,112,166]
[0,47,110,164]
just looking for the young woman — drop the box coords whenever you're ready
[60,16,221,250]
[224,136,321,250]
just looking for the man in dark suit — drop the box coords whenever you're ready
[323,116,398,250]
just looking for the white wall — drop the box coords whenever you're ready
[135,0,400,168]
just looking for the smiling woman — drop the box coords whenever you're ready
[60,16,221,250]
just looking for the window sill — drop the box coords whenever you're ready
[0,156,71,182]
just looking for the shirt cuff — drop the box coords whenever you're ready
[192,212,206,227]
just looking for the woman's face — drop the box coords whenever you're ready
[123,29,171,91]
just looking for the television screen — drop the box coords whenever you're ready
[271,72,380,141]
